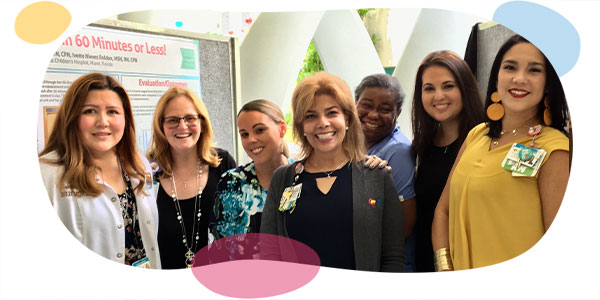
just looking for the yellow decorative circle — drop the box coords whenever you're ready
[15,1,71,44]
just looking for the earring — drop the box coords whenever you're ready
[543,96,552,126]
[345,126,349,131]
[486,91,505,121]
[279,142,284,154]
[303,133,306,137]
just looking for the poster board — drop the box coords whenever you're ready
[37,18,240,159]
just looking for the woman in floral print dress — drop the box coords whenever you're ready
[211,100,290,241]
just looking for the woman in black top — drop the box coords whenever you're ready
[147,87,236,269]
[411,50,483,272]
[261,72,404,271]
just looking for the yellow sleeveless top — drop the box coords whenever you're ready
[449,123,569,270]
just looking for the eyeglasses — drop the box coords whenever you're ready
[162,115,201,129]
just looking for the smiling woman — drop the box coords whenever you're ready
[210,99,290,243]
[146,87,236,269]
[354,73,417,272]
[410,50,483,272]
[431,35,571,271]
[39,72,160,268]
[261,72,405,271]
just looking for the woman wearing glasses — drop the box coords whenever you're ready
[39,73,160,268]
[147,87,236,269]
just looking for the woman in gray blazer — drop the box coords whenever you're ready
[260,72,405,272]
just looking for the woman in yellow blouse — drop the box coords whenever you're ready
[432,35,570,270]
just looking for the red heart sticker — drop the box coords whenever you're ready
[245,17,252,24]
[368,198,376,208]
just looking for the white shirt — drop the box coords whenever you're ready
[39,151,161,268]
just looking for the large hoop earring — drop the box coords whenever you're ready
[543,96,552,126]
[486,91,505,121]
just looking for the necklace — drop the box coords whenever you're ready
[178,165,197,190]
[492,124,542,145]
[171,161,203,268]
[312,158,349,178]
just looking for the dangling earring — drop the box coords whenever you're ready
[279,142,284,154]
[543,96,552,126]
[486,91,505,121]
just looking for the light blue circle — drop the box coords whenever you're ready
[175,21,183,27]
[493,1,580,76]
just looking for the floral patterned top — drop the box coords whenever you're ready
[118,174,146,266]
[211,161,268,241]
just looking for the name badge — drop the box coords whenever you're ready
[501,143,547,177]
[279,183,302,213]
[132,256,151,268]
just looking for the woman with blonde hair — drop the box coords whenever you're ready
[39,72,160,268]
[261,72,405,271]
[147,87,236,269]
[432,35,570,271]
[211,99,290,242]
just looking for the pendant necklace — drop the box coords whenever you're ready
[171,160,203,268]
[492,121,537,145]
[313,159,349,178]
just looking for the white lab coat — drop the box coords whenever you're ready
[39,151,161,268]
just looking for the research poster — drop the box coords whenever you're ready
[37,25,202,154]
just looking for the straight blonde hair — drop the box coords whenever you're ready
[146,87,220,179]
[39,72,148,196]
[291,72,365,163]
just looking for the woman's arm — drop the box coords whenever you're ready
[537,150,569,231]
[259,165,288,261]
[431,140,467,257]
[380,171,405,272]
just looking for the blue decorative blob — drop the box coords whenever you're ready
[175,21,183,27]
[493,1,579,76]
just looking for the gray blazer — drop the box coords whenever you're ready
[260,160,405,272]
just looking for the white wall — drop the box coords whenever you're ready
[239,11,324,109]
[116,8,486,144]
[392,9,487,140]
[313,10,384,92]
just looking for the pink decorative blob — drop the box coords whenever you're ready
[191,233,320,298]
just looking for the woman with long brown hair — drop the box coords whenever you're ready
[147,87,236,269]
[410,50,483,272]
[39,72,160,268]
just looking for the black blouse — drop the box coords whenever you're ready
[286,163,355,270]
[156,148,236,269]
[414,139,460,272]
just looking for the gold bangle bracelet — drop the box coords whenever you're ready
[434,248,454,272]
